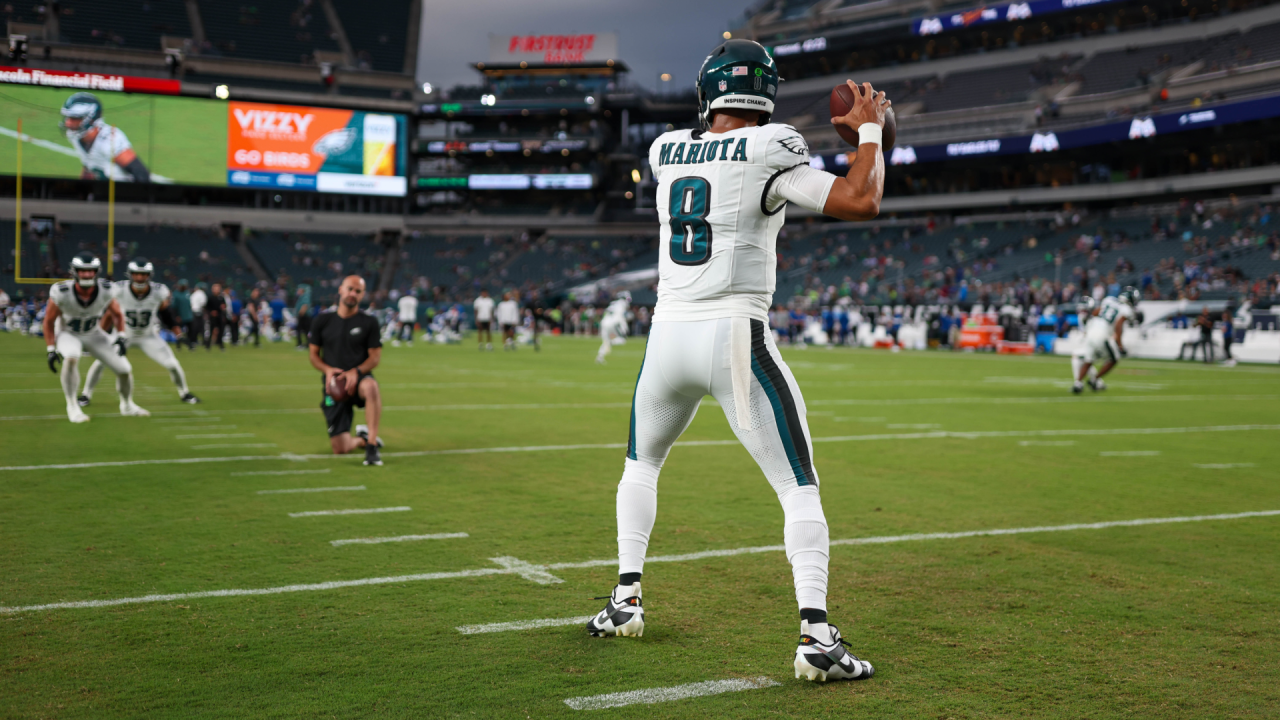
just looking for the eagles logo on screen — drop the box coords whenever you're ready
[778,135,809,157]
[312,128,358,157]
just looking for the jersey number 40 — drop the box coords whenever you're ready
[669,177,712,266]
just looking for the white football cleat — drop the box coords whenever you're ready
[586,582,644,637]
[794,621,875,682]
[67,406,90,423]
[119,402,151,417]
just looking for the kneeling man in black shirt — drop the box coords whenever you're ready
[308,275,384,466]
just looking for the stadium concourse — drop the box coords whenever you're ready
[2,0,1280,715]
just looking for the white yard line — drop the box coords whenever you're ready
[1100,451,1161,457]
[1020,440,1077,446]
[457,615,591,635]
[887,423,941,429]
[191,443,277,450]
[3,510,1276,614]
[1194,463,1256,469]
[2,394,1275,422]
[288,507,410,518]
[151,418,223,424]
[233,469,331,477]
[331,532,468,547]
[257,485,365,495]
[3,424,1280,472]
[563,677,781,710]
[176,433,255,440]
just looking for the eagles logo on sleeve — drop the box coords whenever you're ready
[778,135,810,157]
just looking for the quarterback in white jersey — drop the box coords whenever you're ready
[82,258,200,406]
[59,92,152,183]
[584,40,887,683]
[1072,287,1139,393]
[42,253,149,423]
[595,291,632,364]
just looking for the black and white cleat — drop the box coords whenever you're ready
[363,443,382,466]
[76,394,91,407]
[181,393,201,404]
[794,621,874,682]
[586,582,644,637]
[355,424,384,448]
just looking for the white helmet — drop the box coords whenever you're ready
[127,257,154,290]
[616,290,632,303]
[70,252,101,288]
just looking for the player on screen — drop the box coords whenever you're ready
[584,39,888,683]
[42,252,150,423]
[1072,287,1139,394]
[59,92,151,183]
[79,258,200,407]
[594,290,631,365]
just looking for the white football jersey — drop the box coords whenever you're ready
[604,298,630,321]
[650,123,823,322]
[1085,296,1135,341]
[397,295,419,322]
[115,282,171,337]
[50,279,115,334]
[67,124,135,181]
[473,296,495,322]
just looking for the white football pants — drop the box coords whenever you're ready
[84,333,189,398]
[617,317,829,612]
[55,330,134,408]
[597,317,627,360]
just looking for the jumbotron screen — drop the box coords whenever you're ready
[0,85,408,196]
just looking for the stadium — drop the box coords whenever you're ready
[1,0,1277,715]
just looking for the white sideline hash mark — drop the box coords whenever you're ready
[331,533,468,547]
[176,433,255,440]
[1100,450,1161,457]
[0,423,1278,471]
[1195,463,1255,469]
[191,443,277,450]
[458,615,592,635]
[233,469,332,477]
[288,506,410,518]
[563,677,780,710]
[1020,440,1077,446]
[4,510,1278,614]
[258,485,365,495]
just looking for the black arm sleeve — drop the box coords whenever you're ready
[123,157,151,183]
[157,305,178,329]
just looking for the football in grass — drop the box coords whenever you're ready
[830,81,897,151]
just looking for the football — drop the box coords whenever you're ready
[327,373,352,403]
[829,81,897,151]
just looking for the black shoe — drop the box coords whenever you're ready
[77,394,91,407]
[795,622,874,682]
[181,393,201,404]
[363,444,382,466]
[1071,382,1083,395]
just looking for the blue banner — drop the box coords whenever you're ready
[226,170,319,191]
[913,0,1122,36]
[810,94,1280,168]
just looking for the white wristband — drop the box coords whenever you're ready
[857,123,883,147]
[46,345,55,353]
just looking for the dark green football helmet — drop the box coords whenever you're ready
[60,92,103,139]
[696,39,779,131]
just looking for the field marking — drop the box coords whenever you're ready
[232,469,332,477]
[4,424,1280,472]
[176,433,255,440]
[887,423,941,429]
[1194,463,1255,469]
[491,556,565,584]
[457,616,591,635]
[288,507,410,518]
[564,677,781,710]
[1020,440,1077,446]
[1100,451,1161,457]
[191,443,277,450]
[151,417,223,423]
[257,486,365,495]
[4,509,1277,614]
[2,394,1276,422]
[331,532,468,547]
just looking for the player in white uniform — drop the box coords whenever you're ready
[584,40,889,683]
[81,258,200,406]
[1072,287,1139,393]
[59,92,152,183]
[595,291,632,364]
[392,292,419,347]
[495,293,521,350]
[473,290,495,351]
[42,253,149,423]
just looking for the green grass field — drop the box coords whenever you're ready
[0,85,226,185]
[1,331,1278,718]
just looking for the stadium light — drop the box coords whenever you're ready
[723,31,732,39]
[421,82,433,94]
[213,84,230,100]
[585,96,595,105]
[660,73,671,82]
[631,169,641,183]
[480,94,496,106]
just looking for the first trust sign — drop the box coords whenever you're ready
[489,32,618,65]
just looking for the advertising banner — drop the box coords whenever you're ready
[489,32,618,64]
[0,65,181,95]
[913,0,1122,36]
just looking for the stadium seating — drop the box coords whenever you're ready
[330,0,411,72]
[56,0,193,50]
[245,230,379,290]
[198,0,341,64]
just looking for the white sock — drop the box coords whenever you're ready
[168,365,189,395]
[60,357,81,406]
[83,359,104,398]
[780,486,829,612]
[1070,355,1083,382]
[616,458,661,575]
[116,372,134,407]
[807,621,833,643]
[612,582,641,602]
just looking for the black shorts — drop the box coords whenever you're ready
[477,320,491,331]
[502,324,516,334]
[321,371,373,438]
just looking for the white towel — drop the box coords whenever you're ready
[729,317,753,431]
